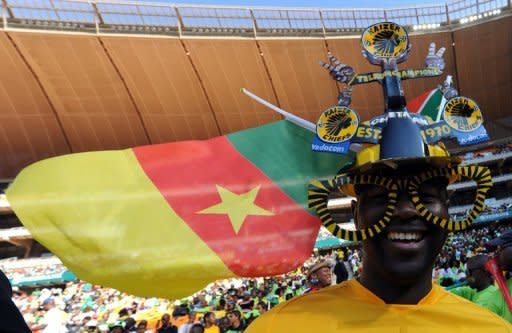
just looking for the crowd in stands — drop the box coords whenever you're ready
[434,223,511,286]
[0,263,67,280]
[450,201,512,221]
[7,220,512,333]
[460,144,512,162]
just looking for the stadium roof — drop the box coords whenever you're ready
[0,0,510,180]
[1,0,508,36]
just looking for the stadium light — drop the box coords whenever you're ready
[414,23,440,30]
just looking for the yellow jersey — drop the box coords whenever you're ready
[204,325,220,333]
[246,279,512,332]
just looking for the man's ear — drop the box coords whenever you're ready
[351,199,360,229]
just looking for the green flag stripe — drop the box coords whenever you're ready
[419,89,443,121]
[227,121,351,208]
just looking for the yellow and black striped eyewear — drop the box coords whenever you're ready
[308,166,492,242]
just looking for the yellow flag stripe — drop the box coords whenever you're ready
[7,149,235,299]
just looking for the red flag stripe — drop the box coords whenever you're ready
[408,90,434,113]
[133,137,320,276]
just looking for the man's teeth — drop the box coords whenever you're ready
[387,231,423,241]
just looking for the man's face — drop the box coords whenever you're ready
[43,301,54,311]
[227,313,238,325]
[161,314,170,325]
[226,303,234,311]
[219,317,230,330]
[355,173,449,283]
[137,325,146,333]
[314,267,332,286]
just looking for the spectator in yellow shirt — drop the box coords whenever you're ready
[247,22,510,332]
[203,312,219,333]
[247,165,512,332]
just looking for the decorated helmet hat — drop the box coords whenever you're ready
[338,124,461,198]
[308,21,493,242]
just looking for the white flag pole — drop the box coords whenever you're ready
[241,88,316,133]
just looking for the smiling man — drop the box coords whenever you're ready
[353,172,451,305]
[244,19,512,331]
[246,72,512,333]
[305,260,333,293]
[247,154,511,332]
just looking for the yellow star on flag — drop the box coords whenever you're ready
[197,185,274,233]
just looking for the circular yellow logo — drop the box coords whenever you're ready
[443,97,483,132]
[361,22,409,58]
[316,107,359,143]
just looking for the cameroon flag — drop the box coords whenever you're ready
[7,121,348,299]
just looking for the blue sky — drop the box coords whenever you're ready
[163,0,447,8]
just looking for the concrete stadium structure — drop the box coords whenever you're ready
[0,0,510,180]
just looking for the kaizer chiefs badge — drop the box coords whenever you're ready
[443,96,483,132]
[316,107,359,143]
[362,22,409,58]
